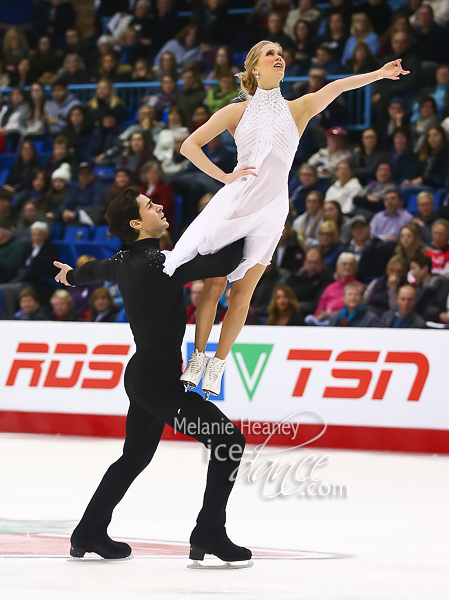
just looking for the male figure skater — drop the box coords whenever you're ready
[54,187,251,565]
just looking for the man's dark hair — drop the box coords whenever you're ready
[106,187,141,245]
[410,254,433,273]
[384,188,402,201]
[52,80,67,89]
[0,188,13,202]
[19,287,38,301]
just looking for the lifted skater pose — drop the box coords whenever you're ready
[54,187,252,567]
[163,41,409,398]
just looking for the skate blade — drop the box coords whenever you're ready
[68,554,134,563]
[187,559,253,570]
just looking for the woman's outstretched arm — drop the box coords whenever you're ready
[179,103,258,184]
[292,59,410,123]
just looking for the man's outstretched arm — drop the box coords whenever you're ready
[55,257,119,287]
[173,239,245,286]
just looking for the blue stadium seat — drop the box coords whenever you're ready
[0,153,17,170]
[0,170,9,186]
[53,226,93,264]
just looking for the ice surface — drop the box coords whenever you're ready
[1,433,448,599]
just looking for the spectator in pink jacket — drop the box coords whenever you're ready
[305,252,363,325]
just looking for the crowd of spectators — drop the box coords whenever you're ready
[0,0,449,328]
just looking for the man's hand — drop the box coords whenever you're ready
[54,261,73,286]
[384,235,397,243]
[317,310,332,321]
[62,209,76,223]
[413,217,425,227]
[439,312,449,324]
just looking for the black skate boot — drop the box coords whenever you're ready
[70,531,132,560]
[188,526,252,569]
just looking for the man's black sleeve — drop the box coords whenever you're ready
[173,239,244,285]
[66,257,119,286]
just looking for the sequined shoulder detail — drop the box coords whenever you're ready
[143,247,165,269]
[110,249,129,264]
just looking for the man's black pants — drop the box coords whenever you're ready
[73,350,246,543]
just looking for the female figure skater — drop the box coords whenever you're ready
[163,40,409,397]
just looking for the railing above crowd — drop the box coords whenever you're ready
[0,79,371,131]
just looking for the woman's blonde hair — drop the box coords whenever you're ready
[350,13,373,37]
[266,285,300,325]
[88,78,123,109]
[237,40,282,96]
[318,219,339,244]
[3,27,28,54]
[51,289,73,306]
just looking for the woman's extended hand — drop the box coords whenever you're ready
[378,59,410,80]
[221,166,257,184]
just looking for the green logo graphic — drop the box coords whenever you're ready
[231,344,273,401]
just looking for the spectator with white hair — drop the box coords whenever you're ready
[305,252,362,325]
[328,282,380,327]
[50,289,78,321]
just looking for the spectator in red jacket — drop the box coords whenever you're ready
[140,160,175,233]
[425,219,449,276]
[187,279,205,324]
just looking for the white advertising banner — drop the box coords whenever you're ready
[0,321,448,437]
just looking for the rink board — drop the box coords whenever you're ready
[0,321,448,453]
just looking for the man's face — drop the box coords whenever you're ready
[418,196,434,218]
[432,224,449,249]
[102,116,116,129]
[53,143,67,160]
[344,287,363,310]
[397,287,417,316]
[303,250,323,275]
[409,262,426,283]
[299,167,317,187]
[436,67,449,86]
[190,281,204,307]
[268,13,282,34]
[66,30,79,46]
[327,134,345,152]
[393,132,407,151]
[391,33,409,55]
[181,71,195,89]
[133,194,169,238]
[351,222,370,245]
[78,168,95,188]
[23,203,36,221]
[0,199,11,215]
[420,100,434,119]
[157,0,172,12]
[388,102,404,119]
[384,193,401,213]
[417,6,433,28]
[376,164,392,183]
[219,76,235,94]
[52,86,67,103]
[308,70,325,92]
[336,162,351,181]
[20,295,37,314]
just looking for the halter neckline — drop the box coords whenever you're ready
[252,86,283,102]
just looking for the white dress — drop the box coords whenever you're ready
[162,86,300,282]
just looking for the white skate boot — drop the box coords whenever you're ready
[181,349,209,391]
[202,356,226,400]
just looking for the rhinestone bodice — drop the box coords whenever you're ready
[234,86,299,169]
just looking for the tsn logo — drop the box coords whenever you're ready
[288,349,429,401]
[6,343,131,389]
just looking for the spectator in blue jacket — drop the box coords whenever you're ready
[329,281,380,326]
